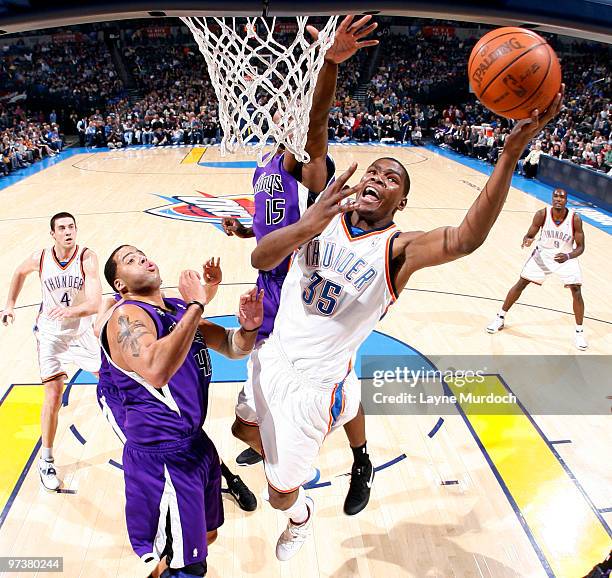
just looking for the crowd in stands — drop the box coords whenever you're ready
[0,102,63,177]
[1,23,610,180]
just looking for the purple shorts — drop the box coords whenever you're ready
[96,382,127,443]
[123,431,223,569]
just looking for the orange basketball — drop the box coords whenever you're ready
[468,27,561,119]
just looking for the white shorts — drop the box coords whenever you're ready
[254,336,360,492]
[234,340,263,427]
[35,328,101,382]
[521,248,582,286]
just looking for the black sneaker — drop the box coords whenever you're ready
[343,459,374,516]
[236,447,263,466]
[227,475,257,512]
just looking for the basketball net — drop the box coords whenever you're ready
[181,16,339,165]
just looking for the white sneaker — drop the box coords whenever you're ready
[275,497,314,561]
[575,331,588,351]
[486,315,505,333]
[38,458,60,491]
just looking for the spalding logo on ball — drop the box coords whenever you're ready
[468,27,562,119]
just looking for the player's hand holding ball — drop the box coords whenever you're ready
[179,270,207,305]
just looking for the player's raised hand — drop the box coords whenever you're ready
[179,270,206,305]
[222,217,244,237]
[237,288,264,332]
[504,84,565,156]
[301,162,360,236]
[1,308,14,326]
[308,15,379,65]
[203,257,222,286]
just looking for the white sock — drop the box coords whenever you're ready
[576,325,584,332]
[498,310,506,318]
[282,486,309,525]
[42,447,53,461]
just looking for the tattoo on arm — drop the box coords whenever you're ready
[117,315,151,357]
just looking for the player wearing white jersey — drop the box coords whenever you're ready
[486,188,587,350]
[2,212,102,490]
[247,90,564,560]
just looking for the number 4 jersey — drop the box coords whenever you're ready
[37,245,93,336]
[272,212,400,386]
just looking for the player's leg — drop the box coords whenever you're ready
[568,284,587,350]
[39,374,65,490]
[558,257,587,350]
[342,404,374,515]
[36,331,68,490]
[487,277,532,333]
[233,344,264,464]
[255,343,322,560]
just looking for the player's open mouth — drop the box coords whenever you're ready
[362,186,381,203]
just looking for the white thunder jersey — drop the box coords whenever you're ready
[273,213,399,386]
[37,245,92,336]
[537,207,575,253]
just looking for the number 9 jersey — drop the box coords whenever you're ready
[272,212,400,387]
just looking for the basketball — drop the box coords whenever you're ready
[468,27,562,119]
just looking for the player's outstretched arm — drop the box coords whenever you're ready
[285,15,378,193]
[251,164,360,271]
[1,250,41,325]
[392,87,564,291]
[108,271,205,388]
[555,213,584,263]
[521,209,546,248]
[199,288,263,359]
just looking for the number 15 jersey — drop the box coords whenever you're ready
[272,212,399,386]
[37,245,92,336]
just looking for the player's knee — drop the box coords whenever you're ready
[206,529,218,545]
[231,419,250,443]
[268,486,296,510]
[569,284,582,295]
[231,419,244,441]
[44,382,63,409]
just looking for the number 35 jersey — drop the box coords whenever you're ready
[272,212,399,386]
[37,245,93,336]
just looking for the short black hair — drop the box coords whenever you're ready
[104,245,130,290]
[379,157,411,197]
[50,212,76,231]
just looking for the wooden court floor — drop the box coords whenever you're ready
[0,144,610,577]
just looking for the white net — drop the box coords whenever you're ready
[181,16,339,165]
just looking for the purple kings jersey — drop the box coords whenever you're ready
[252,152,335,340]
[100,297,212,445]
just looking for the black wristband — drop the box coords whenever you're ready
[240,324,262,333]
[187,300,205,313]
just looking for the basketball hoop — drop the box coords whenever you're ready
[181,16,339,165]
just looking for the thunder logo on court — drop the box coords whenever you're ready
[145,190,254,232]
